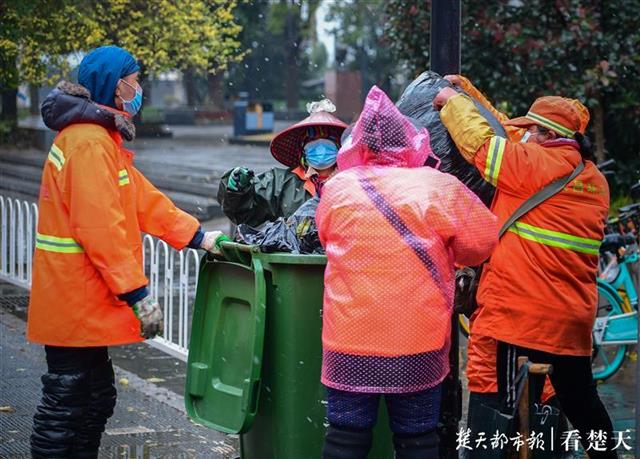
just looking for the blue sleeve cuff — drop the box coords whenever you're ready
[118,286,149,306]
[187,227,204,249]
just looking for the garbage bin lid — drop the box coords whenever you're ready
[185,257,267,434]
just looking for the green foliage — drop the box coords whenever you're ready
[91,0,245,77]
[0,1,100,89]
[383,0,430,78]
[384,0,640,190]
[225,0,322,103]
[327,0,397,95]
[0,0,245,89]
[609,195,633,217]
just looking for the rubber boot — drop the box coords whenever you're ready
[322,424,373,459]
[73,358,117,459]
[393,429,439,459]
[31,371,91,459]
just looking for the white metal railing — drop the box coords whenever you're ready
[0,195,200,360]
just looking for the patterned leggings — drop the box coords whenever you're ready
[326,384,442,434]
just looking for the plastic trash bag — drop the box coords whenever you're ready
[395,71,506,207]
[234,197,324,254]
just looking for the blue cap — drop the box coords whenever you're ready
[78,45,140,108]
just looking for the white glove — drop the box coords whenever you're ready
[131,296,163,339]
[200,230,228,255]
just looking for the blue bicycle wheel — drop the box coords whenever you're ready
[591,282,627,381]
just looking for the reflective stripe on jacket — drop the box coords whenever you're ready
[27,123,199,347]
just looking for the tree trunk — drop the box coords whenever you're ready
[593,100,606,163]
[207,72,225,110]
[1,89,18,129]
[284,5,300,110]
[184,68,197,107]
[29,85,40,116]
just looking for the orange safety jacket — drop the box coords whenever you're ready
[27,123,199,347]
[442,94,609,356]
[317,166,498,392]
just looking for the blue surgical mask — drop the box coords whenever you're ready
[520,131,531,143]
[303,139,338,169]
[119,79,143,116]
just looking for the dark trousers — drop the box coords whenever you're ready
[497,341,617,459]
[323,385,441,458]
[31,346,117,459]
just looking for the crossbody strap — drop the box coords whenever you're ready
[498,161,585,237]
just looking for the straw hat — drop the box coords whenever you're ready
[270,99,348,168]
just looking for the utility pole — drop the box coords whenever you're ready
[430,2,461,459]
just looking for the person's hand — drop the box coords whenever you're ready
[131,296,163,339]
[228,167,254,192]
[200,230,230,255]
[433,87,459,111]
[443,74,463,86]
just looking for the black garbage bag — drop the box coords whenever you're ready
[235,218,301,253]
[395,71,506,207]
[287,197,323,254]
[234,197,324,254]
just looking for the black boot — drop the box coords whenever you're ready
[73,358,117,459]
[31,371,91,459]
[393,429,439,459]
[323,425,373,459]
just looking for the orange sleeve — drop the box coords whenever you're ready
[129,167,200,250]
[61,139,147,296]
[475,137,578,197]
[456,75,523,142]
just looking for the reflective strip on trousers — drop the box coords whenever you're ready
[484,136,506,186]
[508,221,600,255]
[118,169,130,186]
[525,112,575,138]
[36,233,84,254]
[48,144,65,171]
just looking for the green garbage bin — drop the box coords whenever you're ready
[185,242,394,458]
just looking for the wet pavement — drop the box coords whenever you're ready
[0,289,238,459]
[2,283,636,458]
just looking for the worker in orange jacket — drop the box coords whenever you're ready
[28,46,224,459]
[446,76,565,444]
[435,82,616,458]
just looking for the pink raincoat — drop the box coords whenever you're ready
[317,86,498,393]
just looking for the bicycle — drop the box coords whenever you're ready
[591,232,639,381]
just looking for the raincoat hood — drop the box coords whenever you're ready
[41,81,136,141]
[78,45,140,108]
[337,86,434,170]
